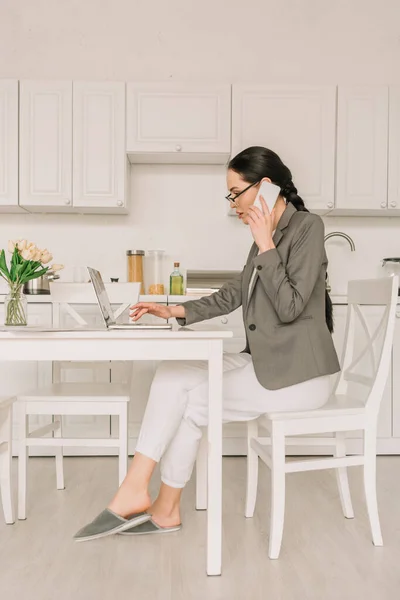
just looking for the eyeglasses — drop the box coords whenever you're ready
[225,181,259,206]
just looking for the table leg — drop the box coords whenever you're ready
[206,339,223,576]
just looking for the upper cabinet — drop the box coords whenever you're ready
[126,83,231,164]
[0,80,22,212]
[73,81,128,211]
[389,86,400,210]
[19,81,127,213]
[232,85,336,214]
[20,81,73,209]
[335,86,389,213]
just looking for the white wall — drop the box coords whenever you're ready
[1,0,400,292]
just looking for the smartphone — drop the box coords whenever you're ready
[253,180,281,214]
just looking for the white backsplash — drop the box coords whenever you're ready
[0,164,398,295]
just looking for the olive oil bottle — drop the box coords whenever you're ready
[170,262,184,295]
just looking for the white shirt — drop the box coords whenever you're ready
[248,233,275,300]
[248,252,260,299]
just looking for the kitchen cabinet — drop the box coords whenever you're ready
[0,303,53,448]
[231,85,336,214]
[388,86,400,210]
[0,80,20,212]
[126,82,231,164]
[3,297,400,457]
[20,81,73,209]
[335,86,389,214]
[73,81,129,212]
[19,80,128,213]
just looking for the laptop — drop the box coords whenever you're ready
[87,267,172,331]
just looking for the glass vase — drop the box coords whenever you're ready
[4,284,28,326]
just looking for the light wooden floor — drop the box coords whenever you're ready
[1,456,400,600]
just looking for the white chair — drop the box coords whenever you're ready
[16,282,138,520]
[0,397,15,524]
[244,276,398,558]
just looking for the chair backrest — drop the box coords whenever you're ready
[49,282,140,386]
[49,282,140,326]
[334,276,398,418]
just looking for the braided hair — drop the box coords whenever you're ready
[228,146,334,333]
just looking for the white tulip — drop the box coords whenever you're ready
[50,264,64,272]
[33,249,42,261]
[21,247,35,261]
[8,240,16,253]
[41,251,53,265]
[17,239,27,251]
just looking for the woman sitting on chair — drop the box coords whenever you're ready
[74,146,340,541]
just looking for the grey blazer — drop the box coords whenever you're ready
[177,203,340,390]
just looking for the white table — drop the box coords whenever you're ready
[0,325,232,576]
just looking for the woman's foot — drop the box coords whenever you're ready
[148,499,181,528]
[108,482,152,518]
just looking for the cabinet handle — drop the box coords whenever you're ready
[175,145,182,152]
[116,201,123,207]
[396,312,400,319]
[390,201,397,208]
[327,202,334,209]
[220,317,228,324]
[380,202,387,208]
[64,199,71,205]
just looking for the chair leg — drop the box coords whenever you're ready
[17,404,28,520]
[334,431,354,519]
[269,424,286,559]
[245,419,259,518]
[195,432,208,510]
[53,416,65,490]
[0,405,15,524]
[118,404,128,486]
[363,426,383,546]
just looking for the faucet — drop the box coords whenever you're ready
[324,232,356,293]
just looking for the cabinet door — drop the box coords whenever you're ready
[232,85,336,213]
[336,86,388,211]
[73,81,128,211]
[0,303,53,443]
[0,80,18,209]
[126,83,231,160]
[170,298,245,353]
[20,81,72,208]
[388,86,400,210]
[392,313,400,437]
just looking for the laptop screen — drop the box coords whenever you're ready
[87,267,116,328]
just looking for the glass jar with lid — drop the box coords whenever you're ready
[382,258,400,295]
[382,258,400,277]
[126,250,145,294]
[147,249,165,295]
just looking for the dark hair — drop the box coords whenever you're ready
[228,146,334,334]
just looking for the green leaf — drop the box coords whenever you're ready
[20,267,49,284]
[10,248,20,281]
[0,250,10,280]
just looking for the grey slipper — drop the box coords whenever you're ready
[73,509,151,542]
[118,518,182,536]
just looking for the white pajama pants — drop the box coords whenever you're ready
[135,352,331,489]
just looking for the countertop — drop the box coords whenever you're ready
[0,293,397,305]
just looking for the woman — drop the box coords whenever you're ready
[74,146,340,541]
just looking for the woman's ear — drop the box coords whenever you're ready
[260,177,272,184]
